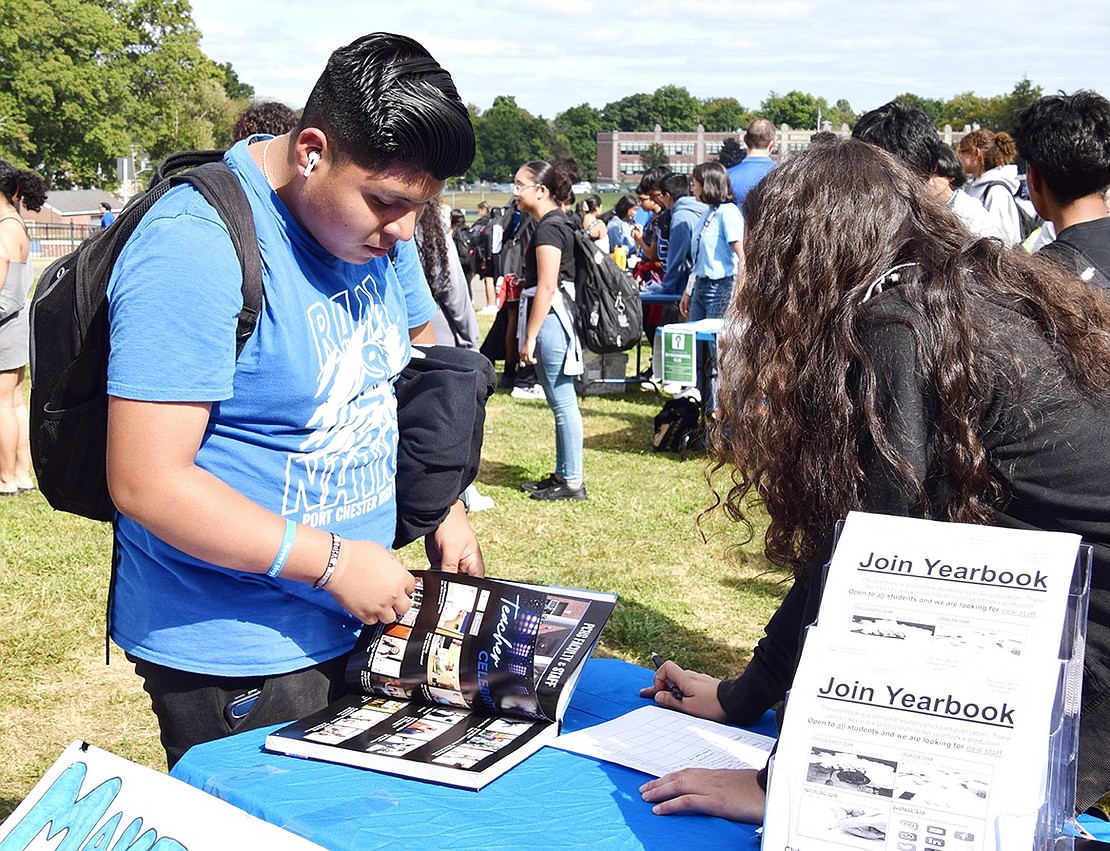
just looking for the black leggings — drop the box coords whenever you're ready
[128,652,349,769]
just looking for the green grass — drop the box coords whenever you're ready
[0,339,785,820]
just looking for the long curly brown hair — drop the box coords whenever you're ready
[415,199,452,300]
[710,138,1110,578]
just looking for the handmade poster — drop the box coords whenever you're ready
[0,740,324,850]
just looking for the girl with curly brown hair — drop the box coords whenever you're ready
[641,138,1110,821]
[958,128,1030,246]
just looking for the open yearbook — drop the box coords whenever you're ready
[761,512,1090,851]
[265,571,617,790]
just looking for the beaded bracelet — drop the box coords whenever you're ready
[266,519,297,578]
[314,533,342,590]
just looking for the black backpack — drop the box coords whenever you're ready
[978,180,1041,241]
[562,219,643,354]
[652,395,702,456]
[29,150,263,521]
[469,215,491,272]
[452,224,475,275]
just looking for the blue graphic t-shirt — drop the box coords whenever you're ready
[106,139,436,675]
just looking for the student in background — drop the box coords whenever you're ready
[414,200,479,349]
[930,144,1003,239]
[958,128,1030,246]
[850,99,1002,240]
[681,162,743,322]
[606,194,641,268]
[727,118,776,206]
[514,159,587,502]
[576,193,609,253]
[0,160,47,496]
[1015,89,1110,286]
[233,101,299,141]
[641,139,1110,820]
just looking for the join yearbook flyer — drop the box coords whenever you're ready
[761,511,1083,851]
[266,570,616,790]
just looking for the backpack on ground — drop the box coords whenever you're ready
[563,220,643,354]
[979,180,1041,241]
[652,395,702,456]
[29,150,262,522]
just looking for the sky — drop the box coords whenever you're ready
[188,0,1110,122]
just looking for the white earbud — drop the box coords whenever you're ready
[303,151,321,177]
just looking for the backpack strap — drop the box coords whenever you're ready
[171,162,264,356]
[977,180,1021,201]
[152,149,231,187]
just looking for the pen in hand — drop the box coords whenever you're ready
[650,651,684,701]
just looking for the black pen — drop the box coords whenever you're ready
[650,651,684,700]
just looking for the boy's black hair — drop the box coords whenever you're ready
[299,32,475,179]
[852,100,941,180]
[637,166,672,194]
[659,173,690,199]
[1014,90,1110,204]
[933,145,967,190]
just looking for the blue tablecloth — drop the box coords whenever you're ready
[171,658,774,850]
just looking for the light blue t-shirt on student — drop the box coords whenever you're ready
[106,138,436,676]
[692,202,744,281]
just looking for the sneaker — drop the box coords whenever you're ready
[462,483,495,512]
[510,383,546,400]
[530,481,588,501]
[521,473,564,493]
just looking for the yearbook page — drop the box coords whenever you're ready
[266,571,616,789]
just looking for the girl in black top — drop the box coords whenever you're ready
[514,160,587,501]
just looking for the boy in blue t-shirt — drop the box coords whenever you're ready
[105,33,483,767]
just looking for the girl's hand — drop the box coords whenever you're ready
[520,336,538,366]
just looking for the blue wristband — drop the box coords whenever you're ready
[267,519,297,578]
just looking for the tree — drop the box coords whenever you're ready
[701,98,749,133]
[552,103,604,180]
[472,96,551,181]
[995,77,1043,133]
[944,91,995,130]
[827,98,856,128]
[640,143,669,171]
[464,104,486,183]
[602,93,656,132]
[122,0,231,161]
[218,61,255,101]
[0,0,135,186]
[761,90,820,130]
[652,85,701,132]
[0,0,247,187]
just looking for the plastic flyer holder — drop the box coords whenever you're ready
[1043,544,1093,851]
[764,517,1091,851]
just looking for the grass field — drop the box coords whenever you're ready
[0,329,785,821]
